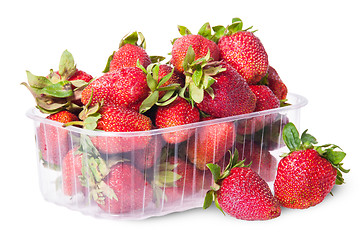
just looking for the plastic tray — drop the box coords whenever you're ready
[26,93,307,220]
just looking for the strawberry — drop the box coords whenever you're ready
[37,110,79,165]
[274,123,349,209]
[249,85,280,111]
[237,85,280,135]
[62,147,84,196]
[65,104,153,154]
[264,66,287,101]
[187,119,235,170]
[90,105,152,154]
[171,25,220,73]
[215,18,269,84]
[196,62,257,118]
[245,115,289,151]
[97,162,153,214]
[104,31,151,73]
[155,97,200,144]
[203,150,281,220]
[23,50,91,114]
[234,141,278,182]
[152,157,199,205]
[132,135,163,170]
[81,67,149,112]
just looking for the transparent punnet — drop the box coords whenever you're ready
[26,93,307,220]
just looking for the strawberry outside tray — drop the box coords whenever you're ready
[26,93,307,220]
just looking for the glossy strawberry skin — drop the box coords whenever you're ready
[109,44,151,72]
[196,62,256,118]
[274,149,337,209]
[81,67,149,112]
[249,85,280,112]
[37,111,79,165]
[155,97,200,144]
[266,66,287,100]
[91,105,152,154]
[98,163,152,214]
[218,31,268,85]
[171,34,220,73]
[217,167,281,220]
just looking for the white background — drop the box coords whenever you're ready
[1,0,360,239]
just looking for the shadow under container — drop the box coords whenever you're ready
[26,93,307,220]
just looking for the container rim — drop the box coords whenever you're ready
[26,92,308,137]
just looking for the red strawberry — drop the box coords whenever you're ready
[187,120,235,170]
[171,34,220,73]
[153,156,207,206]
[37,110,79,165]
[274,123,349,209]
[109,44,151,72]
[89,105,153,154]
[132,135,163,170]
[265,66,287,101]
[216,19,269,84]
[249,85,280,111]
[97,163,153,214]
[81,67,149,112]
[155,97,200,144]
[203,150,281,220]
[106,31,151,72]
[62,147,84,196]
[237,85,280,135]
[196,62,257,118]
[235,141,278,182]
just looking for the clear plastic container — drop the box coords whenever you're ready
[26,93,307,220]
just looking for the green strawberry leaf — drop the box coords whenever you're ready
[59,50,77,79]
[83,113,102,130]
[139,91,159,113]
[206,163,221,182]
[198,22,212,39]
[192,65,203,87]
[41,81,73,98]
[146,71,158,91]
[150,55,166,63]
[158,68,174,87]
[178,25,192,36]
[283,122,301,152]
[301,129,318,146]
[214,197,226,216]
[203,190,214,209]
[156,93,178,106]
[183,45,195,72]
[119,31,139,48]
[232,17,242,23]
[211,25,226,43]
[103,51,115,73]
[26,70,52,88]
[189,81,204,103]
[324,148,346,165]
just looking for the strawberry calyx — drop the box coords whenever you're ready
[203,149,250,214]
[76,134,128,205]
[22,50,90,114]
[282,122,349,185]
[63,89,103,130]
[210,18,257,43]
[150,162,183,207]
[138,61,180,113]
[179,46,226,106]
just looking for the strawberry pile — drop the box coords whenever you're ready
[24,18,348,220]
